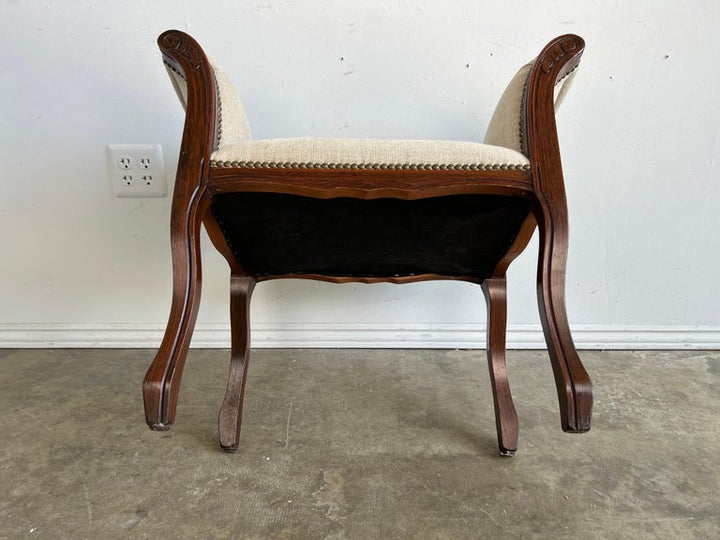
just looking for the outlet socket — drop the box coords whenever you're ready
[107,144,167,198]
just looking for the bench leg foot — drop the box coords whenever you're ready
[482,277,519,456]
[218,275,256,452]
[143,195,206,431]
[535,201,593,433]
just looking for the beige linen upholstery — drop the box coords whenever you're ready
[164,56,581,169]
[484,63,533,154]
[164,61,252,146]
[164,63,188,109]
[213,63,253,146]
[210,138,529,170]
[206,63,529,170]
[484,60,578,153]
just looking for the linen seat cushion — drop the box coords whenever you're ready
[164,59,574,169]
[209,137,530,170]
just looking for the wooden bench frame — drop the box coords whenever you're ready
[142,30,593,455]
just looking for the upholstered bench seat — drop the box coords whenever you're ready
[209,137,529,170]
[167,61,555,171]
[146,30,593,456]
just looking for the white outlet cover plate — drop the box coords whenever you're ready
[107,144,167,198]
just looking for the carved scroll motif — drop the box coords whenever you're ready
[159,32,203,69]
[538,38,580,75]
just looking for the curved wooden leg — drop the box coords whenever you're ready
[218,275,256,452]
[534,200,593,433]
[143,197,207,430]
[481,277,519,456]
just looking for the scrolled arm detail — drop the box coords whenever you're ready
[157,30,217,184]
[537,36,583,78]
[523,34,585,173]
[159,31,204,71]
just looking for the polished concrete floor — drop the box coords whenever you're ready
[1,348,718,539]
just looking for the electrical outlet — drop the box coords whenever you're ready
[107,144,167,198]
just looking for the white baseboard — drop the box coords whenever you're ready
[0,323,718,349]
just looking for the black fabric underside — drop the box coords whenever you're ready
[210,193,530,279]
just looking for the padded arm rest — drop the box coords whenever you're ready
[484,40,581,156]
[162,39,252,151]
[212,63,253,147]
[484,62,534,154]
[160,30,581,175]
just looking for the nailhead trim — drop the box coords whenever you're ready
[165,56,562,173]
[163,60,186,81]
[209,160,530,171]
[213,70,223,148]
[556,65,579,86]
[519,68,531,156]
[518,64,579,155]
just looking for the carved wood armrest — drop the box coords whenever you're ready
[523,35,585,179]
[157,30,217,192]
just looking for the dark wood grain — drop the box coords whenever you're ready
[144,30,593,454]
[254,273,482,285]
[524,35,592,432]
[491,213,537,278]
[218,275,256,451]
[142,30,217,430]
[208,167,534,200]
[481,277,519,456]
[203,211,246,275]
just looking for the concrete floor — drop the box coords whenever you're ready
[0,348,718,539]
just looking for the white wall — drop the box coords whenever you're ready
[1,1,719,348]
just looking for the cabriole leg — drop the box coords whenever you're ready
[218,275,256,451]
[481,277,519,456]
[143,198,206,430]
[535,202,593,432]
